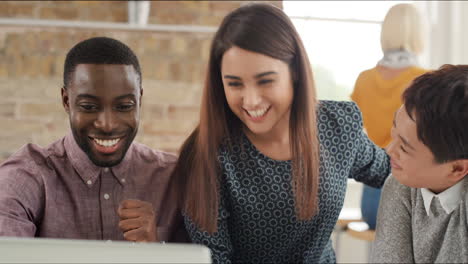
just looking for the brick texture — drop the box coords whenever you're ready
[0,1,283,162]
[0,1,282,24]
[0,1,128,22]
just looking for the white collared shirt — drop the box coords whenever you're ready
[420,177,467,216]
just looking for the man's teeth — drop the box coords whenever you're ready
[94,138,120,147]
[248,107,269,118]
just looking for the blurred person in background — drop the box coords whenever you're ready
[351,3,429,230]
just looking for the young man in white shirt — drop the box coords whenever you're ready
[371,64,468,263]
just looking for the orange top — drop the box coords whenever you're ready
[351,66,428,148]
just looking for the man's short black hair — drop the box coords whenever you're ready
[403,64,468,163]
[63,37,142,89]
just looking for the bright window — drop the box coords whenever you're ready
[284,1,411,101]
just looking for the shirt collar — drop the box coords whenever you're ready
[64,132,134,186]
[421,177,466,216]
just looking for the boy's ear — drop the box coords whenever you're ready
[448,159,468,182]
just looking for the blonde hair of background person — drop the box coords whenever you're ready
[381,3,425,55]
[351,3,429,148]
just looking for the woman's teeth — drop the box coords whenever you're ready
[94,138,120,147]
[247,107,269,118]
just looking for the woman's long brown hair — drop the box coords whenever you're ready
[171,3,320,233]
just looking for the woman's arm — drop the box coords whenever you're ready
[348,102,390,187]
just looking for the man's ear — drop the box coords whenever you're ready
[62,87,70,114]
[448,159,468,182]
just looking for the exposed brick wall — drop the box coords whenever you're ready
[0,1,128,22]
[0,1,282,162]
[149,1,282,26]
[0,27,209,159]
[0,1,282,24]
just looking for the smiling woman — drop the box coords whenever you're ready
[170,3,390,264]
[221,47,294,155]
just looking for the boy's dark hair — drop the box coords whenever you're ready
[403,64,468,163]
[63,37,141,89]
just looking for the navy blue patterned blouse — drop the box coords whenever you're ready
[185,101,390,263]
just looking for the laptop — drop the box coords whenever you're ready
[0,237,211,263]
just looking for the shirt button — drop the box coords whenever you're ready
[104,168,109,173]
[121,178,126,183]
[87,180,92,185]
[104,193,110,200]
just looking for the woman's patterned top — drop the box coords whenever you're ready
[185,101,390,263]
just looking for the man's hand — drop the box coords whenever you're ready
[118,199,158,242]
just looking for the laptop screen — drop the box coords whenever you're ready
[0,237,211,263]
